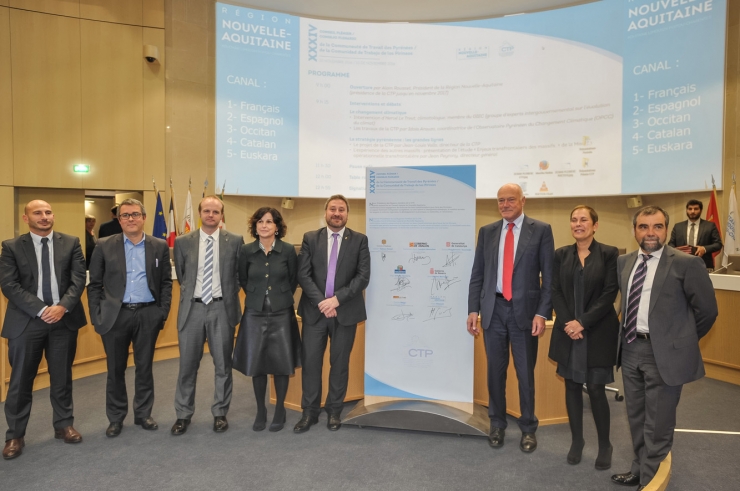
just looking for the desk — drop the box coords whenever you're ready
[702,274,740,385]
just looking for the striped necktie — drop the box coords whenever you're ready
[202,236,214,304]
[624,254,652,344]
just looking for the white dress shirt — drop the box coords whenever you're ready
[30,231,60,316]
[626,246,664,333]
[194,228,222,299]
[496,214,525,294]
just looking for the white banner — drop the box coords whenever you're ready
[723,184,738,267]
[364,166,476,403]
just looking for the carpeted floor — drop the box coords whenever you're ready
[1,355,738,490]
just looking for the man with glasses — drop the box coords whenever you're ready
[88,198,172,437]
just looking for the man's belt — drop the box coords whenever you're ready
[121,301,156,310]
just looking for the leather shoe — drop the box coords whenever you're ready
[134,417,158,430]
[611,472,640,486]
[327,414,342,431]
[488,427,505,448]
[54,426,82,444]
[170,419,191,435]
[2,438,24,460]
[213,416,228,433]
[636,486,646,491]
[106,422,123,437]
[520,432,537,453]
[293,415,319,433]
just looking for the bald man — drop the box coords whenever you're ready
[0,200,87,459]
[467,184,554,453]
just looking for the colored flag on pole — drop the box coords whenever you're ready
[183,189,194,234]
[152,191,167,240]
[218,182,227,230]
[723,184,738,267]
[167,193,178,247]
[706,184,723,267]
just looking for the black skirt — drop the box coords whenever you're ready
[233,296,301,377]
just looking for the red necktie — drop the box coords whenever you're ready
[502,222,515,301]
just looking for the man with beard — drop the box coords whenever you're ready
[294,194,370,433]
[668,199,722,270]
[611,206,717,490]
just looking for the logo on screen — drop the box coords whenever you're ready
[308,25,318,61]
[499,42,514,57]
[539,160,549,170]
[408,349,433,358]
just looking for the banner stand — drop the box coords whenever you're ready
[343,399,489,437]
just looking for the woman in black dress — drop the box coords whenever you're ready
[233,207,300,432]
[549,205,620,470]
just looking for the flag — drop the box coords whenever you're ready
[152,192,167,240]
[706,185,723,267]
[723,184,738,267]
[183,189,194,234]
[167,193,178,247]
[218,183,227,230]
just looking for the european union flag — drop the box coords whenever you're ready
[153,192,167,240]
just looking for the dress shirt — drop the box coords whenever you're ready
[496,213,525,294]
[258,239,275,295]
[123,234,155,303]
[194,228,222,299]
[626,246,664,334]
[30,231,60,316]
[686,219,700,245]
[327,226,346,264]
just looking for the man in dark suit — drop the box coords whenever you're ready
[0,200,87,459]
[467,183,554,453]
[98,205,122,239]
[611,206,717,490]
[88,198,172,437]
[170,196,242,435]
[668,199,722,269]
[294,194,370,433]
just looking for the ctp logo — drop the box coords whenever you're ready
[499,41,514,57]
[368,169,376,193]
[408,349,433,358]
[307,24,318,61]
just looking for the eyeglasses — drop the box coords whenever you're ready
[120,212,143,220]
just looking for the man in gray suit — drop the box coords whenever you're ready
[0,200,87,459]
[467,183,554,453]
[170,196,243,435]
[294,194,370,433]
[611,206,717,490]
[88,198,172,437]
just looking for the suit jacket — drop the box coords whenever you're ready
[548,240,620,368]
[468,215,554,330]
[297,227,370,326]
[174,229,243,330]
[668,219,722,269]
[0,232,88,339]
[98,218,122,239]
[87,233,172,335]
[616,246,718,386]
[240,239,297,312]
[85,231,96,269]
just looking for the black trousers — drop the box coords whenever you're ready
[300,316,357,417]
[5,317,78,440]
[101,305,161,423]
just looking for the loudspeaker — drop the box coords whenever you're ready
[281,198,295,209]
[626,196,643,209]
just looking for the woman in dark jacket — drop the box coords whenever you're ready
[233,207,300,432]
[549,205,619,470]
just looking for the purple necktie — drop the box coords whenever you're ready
[325,233,339,298]
[624,254,652,344]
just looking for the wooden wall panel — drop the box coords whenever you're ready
[10,9,82,188]
[9,0,79,17]
[143,27,165,193]
[80,20,143,190]
[0,7,12,186]
[143,0,164,28]
[79,0,142,25]
[15,188,86,240]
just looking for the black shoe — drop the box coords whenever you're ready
[488,427,505,448]
[611,472,640,486]
[567,438,585,465]
[293,415,319,433]
[214,416,228,433]
[269,413,286,432]
[636,486,645,491]
[327,414,342,431]
[595,444,613,470]
[134,417,159,430]
[520,432,537,453]
[106,422,123,437]
[170,419,190,435]
[253,415,266,432]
